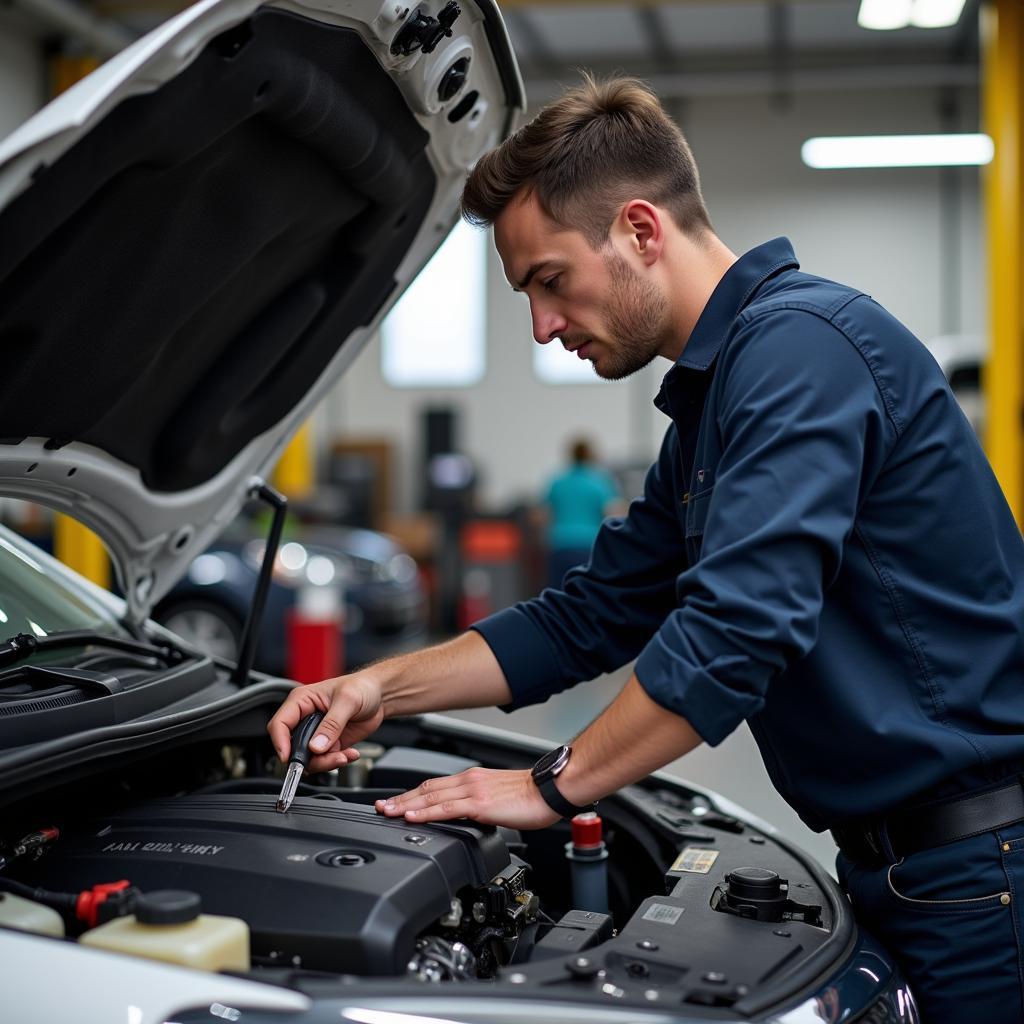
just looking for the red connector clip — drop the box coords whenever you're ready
[13,826,60,858]
[76,880,132,928]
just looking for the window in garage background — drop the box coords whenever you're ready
[381,221,486,387]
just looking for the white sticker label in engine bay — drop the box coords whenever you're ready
[670,848,719,874]
[642,903,684,925]
[102,841,224,856]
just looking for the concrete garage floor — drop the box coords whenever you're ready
[444,662,840,874]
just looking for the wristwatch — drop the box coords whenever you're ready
[530,745,595,819]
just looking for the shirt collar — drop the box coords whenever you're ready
[673,236,799,374]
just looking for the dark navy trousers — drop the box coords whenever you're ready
[838,821,1024,1021]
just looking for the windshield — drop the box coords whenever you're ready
[0,526,127,643]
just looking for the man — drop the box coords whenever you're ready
[541,436,620,589]
[269,75,1024,1020]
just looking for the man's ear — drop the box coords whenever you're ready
[618,200,663,267]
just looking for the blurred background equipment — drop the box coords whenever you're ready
[427,451,478,635]
[154,517,427,678]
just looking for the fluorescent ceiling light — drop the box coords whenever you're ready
[858,0,912,30]
[802,134,995,169]
[911,0,968,29]
[858,0,967,30]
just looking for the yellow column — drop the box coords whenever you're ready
[273,422,315,500]
[983,0,1024,526]
[49,55,100,97]
[54,516,110,589]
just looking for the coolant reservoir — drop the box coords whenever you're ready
[0,891,65,937]
[80,890,249,971]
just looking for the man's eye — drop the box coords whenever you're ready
[542,275,560,292]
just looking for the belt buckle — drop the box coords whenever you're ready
[861,821,889,864]
[832,822,887,865]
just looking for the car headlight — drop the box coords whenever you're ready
[243,540,313,589]
[187,552,229,586]
[386,553,418,583]
[305,555,336,587]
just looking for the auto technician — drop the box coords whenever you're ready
[269,75,1024,1021]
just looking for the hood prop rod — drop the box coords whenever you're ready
[233,482,287,687]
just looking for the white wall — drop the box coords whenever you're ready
[323,256,665,514]
[327,83,983,513]
[0,17,46,138]
[687,87,983,353]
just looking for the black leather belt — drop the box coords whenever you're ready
[831,779,1024,865]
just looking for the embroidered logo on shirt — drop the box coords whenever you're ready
[696,469,706,484]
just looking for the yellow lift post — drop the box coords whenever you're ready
[54,515,111,590]
[273,422,315,502]
[983,0,1024,527]
[50,55,100,97]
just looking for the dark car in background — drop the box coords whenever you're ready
[154,520,427,675]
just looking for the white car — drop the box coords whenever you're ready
[926,333,985,436]
[0,3,915,1021]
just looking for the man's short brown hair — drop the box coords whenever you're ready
[461,73,712,246]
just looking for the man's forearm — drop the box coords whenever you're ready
[555,673,704,807]
[374,669,706,829]
[373,630,513,718]
[269,630,513,771]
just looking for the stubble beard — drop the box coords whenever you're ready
[590,252,671,381]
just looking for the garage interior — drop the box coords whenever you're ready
[0,0,1019,876]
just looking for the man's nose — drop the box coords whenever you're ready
[531,303,567,345]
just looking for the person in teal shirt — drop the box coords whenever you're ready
[543,438,620,589]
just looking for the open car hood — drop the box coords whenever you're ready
[0,0,523,626]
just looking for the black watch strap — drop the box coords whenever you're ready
[536,774,594,820]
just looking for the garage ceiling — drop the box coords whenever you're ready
[10,0,981,103]
[503,0,981,101]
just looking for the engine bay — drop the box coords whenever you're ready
[16,787,525,978]
[0,718,850,1014]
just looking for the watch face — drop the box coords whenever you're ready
[532,744,571,780]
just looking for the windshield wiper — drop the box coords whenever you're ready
[0,631,185,670]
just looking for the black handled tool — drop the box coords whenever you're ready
[276,710,325,813]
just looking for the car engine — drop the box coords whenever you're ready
[12,788,538,979]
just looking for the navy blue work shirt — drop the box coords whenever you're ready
[474,237,1024,832]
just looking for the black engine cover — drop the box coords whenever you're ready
[19,795,511,974]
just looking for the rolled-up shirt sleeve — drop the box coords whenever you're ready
[473,428,690,710]
[634,310,896,745]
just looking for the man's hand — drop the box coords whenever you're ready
[267,672,384,775]
[266,633,514,777]
[374,768,560,830]
[372,675,703,831]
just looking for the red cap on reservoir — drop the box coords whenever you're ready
[571,812,604,849]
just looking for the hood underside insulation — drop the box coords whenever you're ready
[0,9,435,493]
